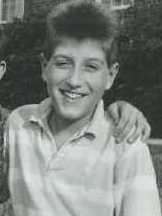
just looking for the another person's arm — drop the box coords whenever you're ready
[0,116,9,204]
[107,101,151,143]
[0,59,10,204]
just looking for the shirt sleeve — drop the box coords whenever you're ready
[114,140,161,216]
[0,118,10,203]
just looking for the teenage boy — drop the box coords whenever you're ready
[4,1,159,216]
[0,19,151,208]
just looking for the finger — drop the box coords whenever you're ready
[107,103,119,125]
[127,121,141,143]
[115,118,135,143]
[116,108,134,133]
[141,121,151,142]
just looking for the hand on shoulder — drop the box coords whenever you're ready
[107,101,151,144]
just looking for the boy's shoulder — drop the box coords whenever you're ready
[114,138,155,187]
[115,137,150,166]
[7,103,40,128]
[114,124,149,159]
[7,98,51,129]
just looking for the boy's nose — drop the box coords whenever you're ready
[66,67,82,88]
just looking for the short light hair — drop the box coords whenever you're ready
[45,0,119,66]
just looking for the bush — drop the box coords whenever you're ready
[0,2,162,137]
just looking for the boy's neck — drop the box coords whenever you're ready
[48,111,93,150]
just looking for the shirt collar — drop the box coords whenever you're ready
[28,97,52,129]
[28,98,112,141]
[86,100,110,137]
[68,100,112,141]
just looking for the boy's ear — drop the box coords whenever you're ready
[0,60,6,80]
[106,62,119,90]
[39,52,48,81]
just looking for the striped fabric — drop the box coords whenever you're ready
[4,98,161,216]
[0,0,24,23]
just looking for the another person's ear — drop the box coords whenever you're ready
[106,62,119,90]
[0,60,6,80]
[39,52,48,82]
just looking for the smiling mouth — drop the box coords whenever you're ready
[60,89,87,100]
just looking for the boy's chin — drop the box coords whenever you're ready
[59,111,84,121]
[57,108,91,122]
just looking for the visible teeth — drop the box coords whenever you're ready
[61,90,84,100]
[64,91,82,99]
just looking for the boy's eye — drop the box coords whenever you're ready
[85,64,99,72]
[54,59,72,68]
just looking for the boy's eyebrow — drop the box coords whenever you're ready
[52,54,71,59]
[53,55,105,63]
[85,58,106,65]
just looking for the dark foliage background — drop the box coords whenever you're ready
[0,0,162,212]
[0,1,162,139]
[105,2,162,138]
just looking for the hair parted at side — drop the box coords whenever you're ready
[45,0,119,65]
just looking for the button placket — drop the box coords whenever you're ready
[40,128,58,172]
[46,140,71,171]
[45,129,84,172]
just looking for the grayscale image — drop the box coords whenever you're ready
[0,0,162,215]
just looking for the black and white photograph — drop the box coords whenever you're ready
[0,0,162,215]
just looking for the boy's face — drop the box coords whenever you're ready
[42,38,118,122]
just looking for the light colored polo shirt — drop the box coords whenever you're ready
[4,98,161,216]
